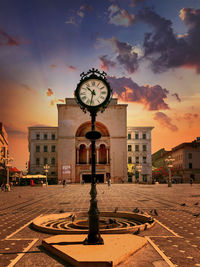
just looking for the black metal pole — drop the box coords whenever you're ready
[83,111,104,245]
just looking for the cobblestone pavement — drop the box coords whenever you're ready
[0,183,200,267]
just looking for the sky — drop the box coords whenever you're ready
[0,0,200,170]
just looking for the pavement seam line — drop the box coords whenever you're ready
[5,214,43,240]
[154,219,181,237]
[145,236,175,267]
[7,238,38,267]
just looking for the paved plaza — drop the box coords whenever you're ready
[0,183,200,267]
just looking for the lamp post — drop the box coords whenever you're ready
[165,156,175,187]
[74,68,112,245]
[43,164,50,186]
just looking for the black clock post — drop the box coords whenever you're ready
[74,68,112,245]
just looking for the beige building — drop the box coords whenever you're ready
[170,138,200,183]
[28,98,128,183]
[28,127,58,184]
[127,127,154,183]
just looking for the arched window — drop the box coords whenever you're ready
[79,144,87,164]
[99,144,107,164]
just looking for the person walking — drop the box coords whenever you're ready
[190,178,193,186]
[108,178,111,188]
[62,179,66,188]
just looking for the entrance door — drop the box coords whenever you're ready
[82,174,104,183]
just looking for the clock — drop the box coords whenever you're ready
[75,74,112,111]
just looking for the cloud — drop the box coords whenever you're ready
[65,4,93,26]
[108,4,135,27]
[98,37,140,73]
[46,88,54,96]
[153,112,178,131]
[68,65,77,71]
[65,17,78,26]
[50,64,57,68]
[175,112,199,127]
[129,0,145,8]
[99,55,116,71]
[50,97,65,106]
[107,76,169,110]
[0,29,19,46]
[138,7,200,73]
[172,93,181,102]
[4,124,27,137]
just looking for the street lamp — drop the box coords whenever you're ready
[43,164,50,186]
[165,156,175,187]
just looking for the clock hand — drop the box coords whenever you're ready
[90,92,94,105]
[87,87,93,94]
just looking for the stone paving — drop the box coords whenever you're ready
[0,183,200,266]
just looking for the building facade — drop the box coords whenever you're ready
[152,138,200,183]
[127,126,154,183]
[0,123,9,183]
[28,98,128,183]
[28,127,58,184]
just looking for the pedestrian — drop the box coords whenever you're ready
[190,178,193,186]
[108,178,111,188]
[62,179,66,188]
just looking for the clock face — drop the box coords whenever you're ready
[78,78,109,107]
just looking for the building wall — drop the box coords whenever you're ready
[57,98,127,183]
[0,123,9,183]
[28,127,58,183]
[127,126,154,183]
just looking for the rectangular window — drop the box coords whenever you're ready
[36,158,40,166]
[142,174,147,182]
[189,163,192,169]
[143,145,147,151]
[44,158,48,165]
[51,157,55,165]
[128,133,131,139]
[188,153,192,159]
[135,145,139,152]
[36,134,40,140]
[52,134,55,140]
[142,133,146,139]
[44,145,48,152]
[128,145,132,151]
[143,156,147,163]
[44,134,48,140]
[135,133,139,139]
[36,145,40,152]
[51,145,56,152]
[135,156,139,163]
[128,157,132,164]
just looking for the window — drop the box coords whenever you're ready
[143,156,146,163]
[128,145,132,151]
[51,145,56,152]
[44,145,48,152]
[36,145,40,152]
[36,158,40,166]
[36,134,40,140]
[52,134,55,140]
[135,133,139,139]
[142,133,146,139]
[143,145,147,151]
[142,174,147,182]
[51,157,55,165]
[135,145,139,152]
[44,158,48,165]
[188,153,192,159]
[51,171,56,175]
[189,163,192,169]
[135,156,139,163]
[44,134,48,140]
[128,133,131,139]
[128,157,132,164]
